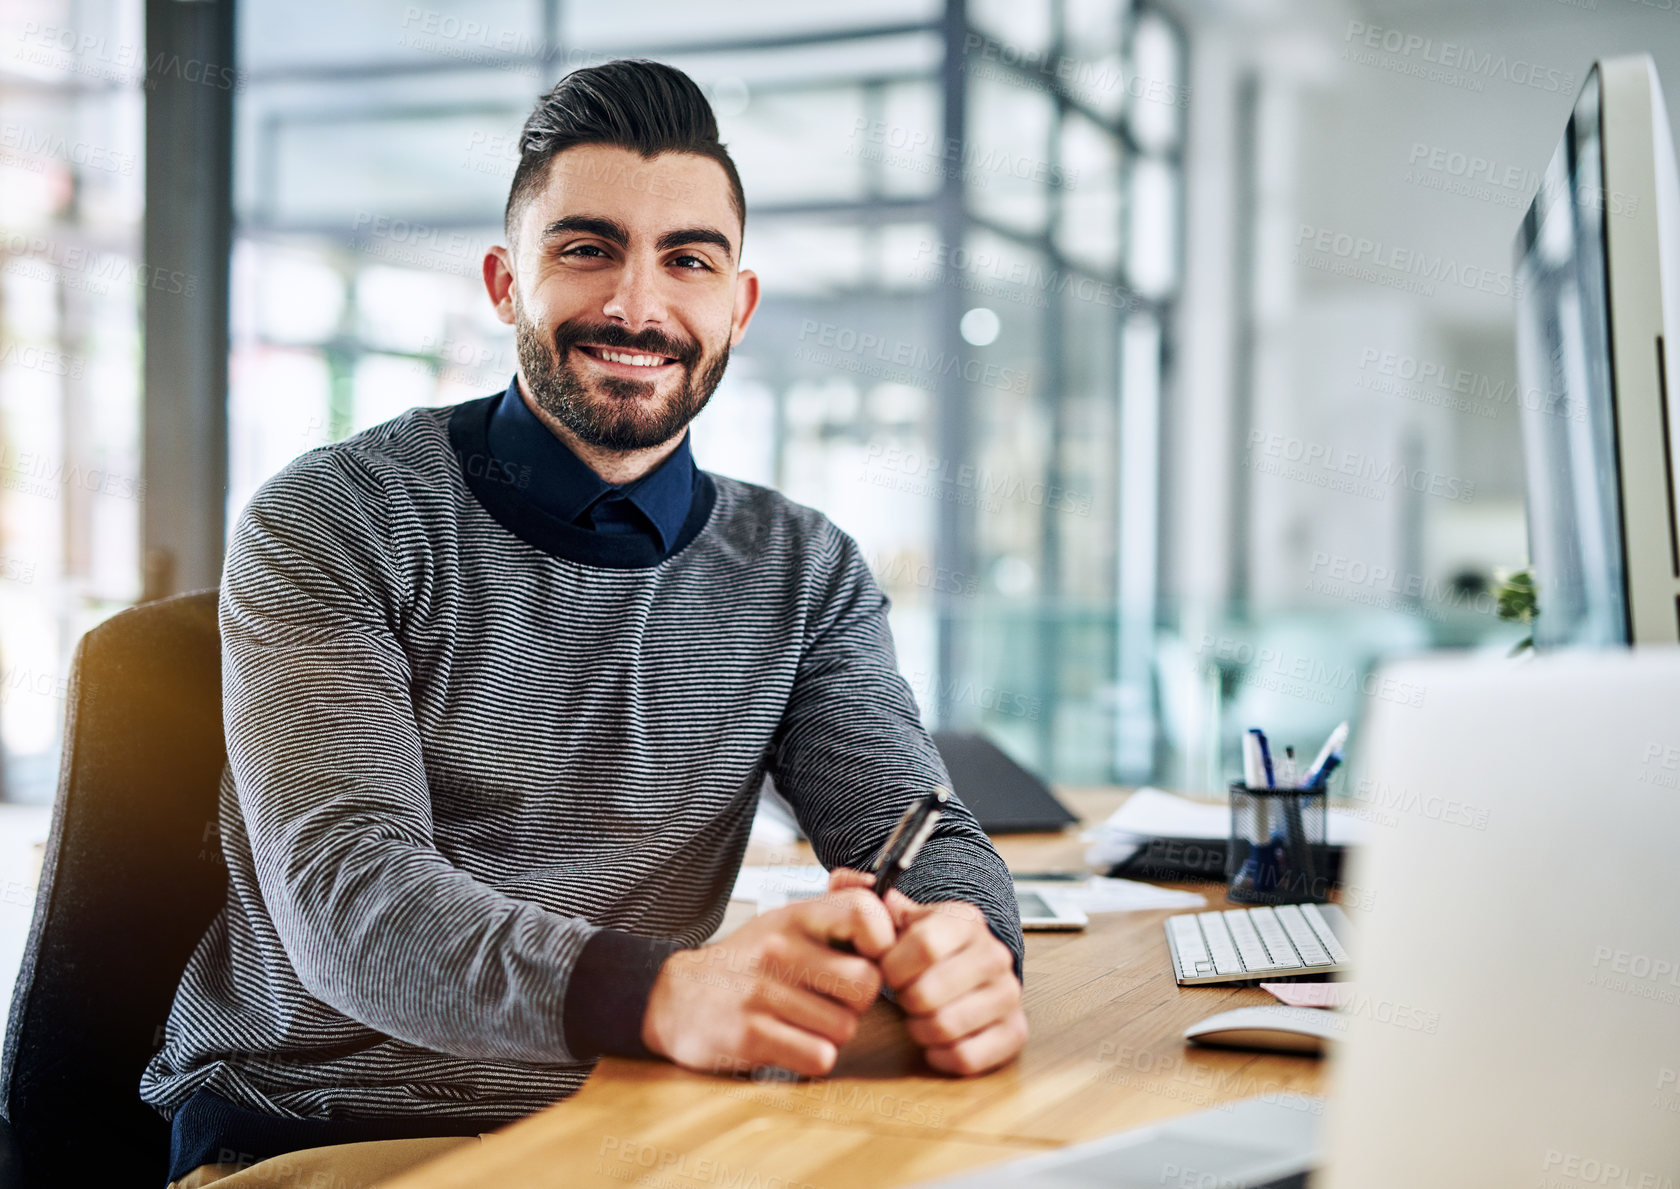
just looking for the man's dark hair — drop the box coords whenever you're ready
[504,59,745,242]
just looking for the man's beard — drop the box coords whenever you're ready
[513,298,730,451]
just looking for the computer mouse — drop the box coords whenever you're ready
[1182,1005,1348,1055]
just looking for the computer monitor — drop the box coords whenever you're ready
[1514,54,1680,646]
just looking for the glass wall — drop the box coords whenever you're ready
[0,0,145,801]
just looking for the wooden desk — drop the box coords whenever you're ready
[384,788,1326,1188]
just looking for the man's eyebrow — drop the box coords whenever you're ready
[655,226,734,262]
[539,215,630,247]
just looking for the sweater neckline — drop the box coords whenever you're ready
[447,395,718,570]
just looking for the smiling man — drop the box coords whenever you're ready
[140,60,1025,1188]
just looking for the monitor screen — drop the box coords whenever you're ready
[1515,69,1630,647]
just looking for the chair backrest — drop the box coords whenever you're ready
[0,589,227,1181]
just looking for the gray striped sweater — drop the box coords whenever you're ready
[139,399,1024,1125]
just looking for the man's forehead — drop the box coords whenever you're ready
[527,146,739,238]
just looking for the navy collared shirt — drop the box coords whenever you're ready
[486,378,696,557]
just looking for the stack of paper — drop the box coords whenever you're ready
[1083,787,1369,869]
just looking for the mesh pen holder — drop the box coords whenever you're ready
[1226,782,1331,905]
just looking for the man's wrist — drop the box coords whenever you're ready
[639,948,684,1060]
[562,929,684,1061]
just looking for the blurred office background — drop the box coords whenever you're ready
[2,0,1676,806]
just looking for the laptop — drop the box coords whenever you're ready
[916,649,1680,1186]
[931,731,1078,834]
[757,732,1078,839]
[1315,650,1680,1185]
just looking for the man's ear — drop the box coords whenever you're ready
[483,245,516,326]
[728,267,761,348]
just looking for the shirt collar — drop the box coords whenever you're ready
[486,377,696,553]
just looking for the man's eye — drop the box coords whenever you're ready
[563,243,607,259]
[671,254,711,271]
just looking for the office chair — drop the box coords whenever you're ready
[0,589,227,1184]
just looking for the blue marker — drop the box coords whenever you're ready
[1248,728,1276,789]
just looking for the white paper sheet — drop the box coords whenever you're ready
[1045,876,1206,913]
[733,863,1205,917]
[729,864,830,903]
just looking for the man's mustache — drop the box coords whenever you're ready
[549,321,702,368]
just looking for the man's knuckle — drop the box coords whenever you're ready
[765,936,799,973]
[932,1006,964,1042]
[806,1037,838,1073]
[949,1040,981,1075]
[1008,1010,1029,1046]
[910,931,943,966]
[845,961,879,998]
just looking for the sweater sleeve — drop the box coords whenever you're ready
[766,527,1026,983]
[224,451,675,1064]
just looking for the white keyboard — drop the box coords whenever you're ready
[1165,902,1352,984]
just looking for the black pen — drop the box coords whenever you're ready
[829,787,949,954]
[866,787,949,898]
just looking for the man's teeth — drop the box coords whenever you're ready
[593,348,668,367]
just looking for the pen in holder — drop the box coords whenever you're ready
[1226,781,1330,905]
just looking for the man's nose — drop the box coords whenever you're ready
[602,255,668,330]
